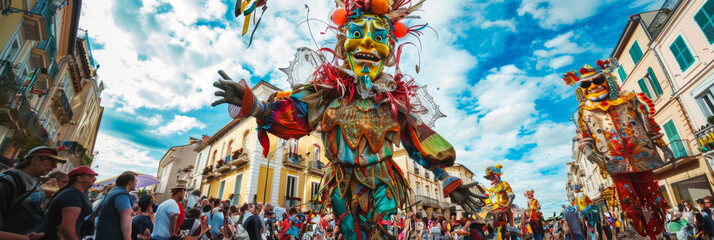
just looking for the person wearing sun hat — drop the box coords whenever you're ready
[41,166,98,240]
[152,181,188,240]
[0,146,67,239]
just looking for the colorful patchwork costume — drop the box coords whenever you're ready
[563,59,672,239]
[523,190,544,240]
[211,1,485,239]
[484,164,514,240]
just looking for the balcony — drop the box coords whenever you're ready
[283,152,306,169]
[228,149,250,167]
[215,158,231,173]
[415,195,442,208]
[307,160,324,176]
[29,36,55,70]
[50,88,73,124]
[695,124,714,153]
[59,141,89,167]
[201,166,217,181]
[284,196,301,207]
[0,61,22,107]
[21,0,56,41]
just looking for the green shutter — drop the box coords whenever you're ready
[232,174,243,204]
[647,67,663,96]
[696,0,714,43]
[663,120,688,158]
[630,41,644,64]
[618,66,628,83]
[217,180,226,199]
[670,36,695,71]
[638,79,651,98]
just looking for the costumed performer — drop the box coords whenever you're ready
[563,58,673,239]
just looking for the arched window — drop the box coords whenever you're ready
[241,130,250,150]
[290,139,298,154]
[312,144,320,162]
[227,140,234,157]
[212,150,218,163]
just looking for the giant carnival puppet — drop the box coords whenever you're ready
[211,0,487,239]
[563,58,673,239]
[522,189,544,240]
[483,164,515,240]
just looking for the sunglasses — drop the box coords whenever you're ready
[579,76,606,89]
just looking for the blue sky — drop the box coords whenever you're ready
[78,0,666,216]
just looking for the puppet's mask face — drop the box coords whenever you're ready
[485,174,501,186]
[524,191,534,200]
[345,15,390,83]
[580,74,609,102]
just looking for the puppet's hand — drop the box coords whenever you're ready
[212,79,246,107]
[448,181,488,214]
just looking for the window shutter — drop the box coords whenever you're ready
[618,66,627,83]
[648,67,663,95]
[630,41,643,64]
[638,79,651,99]
[663,120,688,158]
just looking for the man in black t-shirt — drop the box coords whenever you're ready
[243,205,264,240]
[41,166,98,240]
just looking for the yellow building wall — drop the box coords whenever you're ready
[256,165,275,204]
[207,167,247,199]
[297,172,306,204]
[278,170,288,206]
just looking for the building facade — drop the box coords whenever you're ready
[154,141,200,203]
[393,148,452,218]
[443,163,479,219]
[566,140,613,203]
[0,0,103,171]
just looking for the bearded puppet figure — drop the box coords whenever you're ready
[483,164,514,239]
[523,190,544,238]
[212,1,486,239]
[564,58,673,239]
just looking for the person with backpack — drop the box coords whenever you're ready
[41,166,98,240]
[95,171,138,240]
[0,146,66,240]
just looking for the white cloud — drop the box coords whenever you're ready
[481,19,517,32]
[518,0,617,29]
[92,132,163,180]
[549,55,574,69]
[137,114,163,126]
[149,115,207,136]
[532,32,593,71]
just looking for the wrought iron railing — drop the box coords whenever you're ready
[309,160,324,171]
[285,196,301,207]
[37,36,57,61]
[415,195,440,207]
[0,61,22,106]
[283,153,306,168]
[58,89,73,120]
[48,61,58,79]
